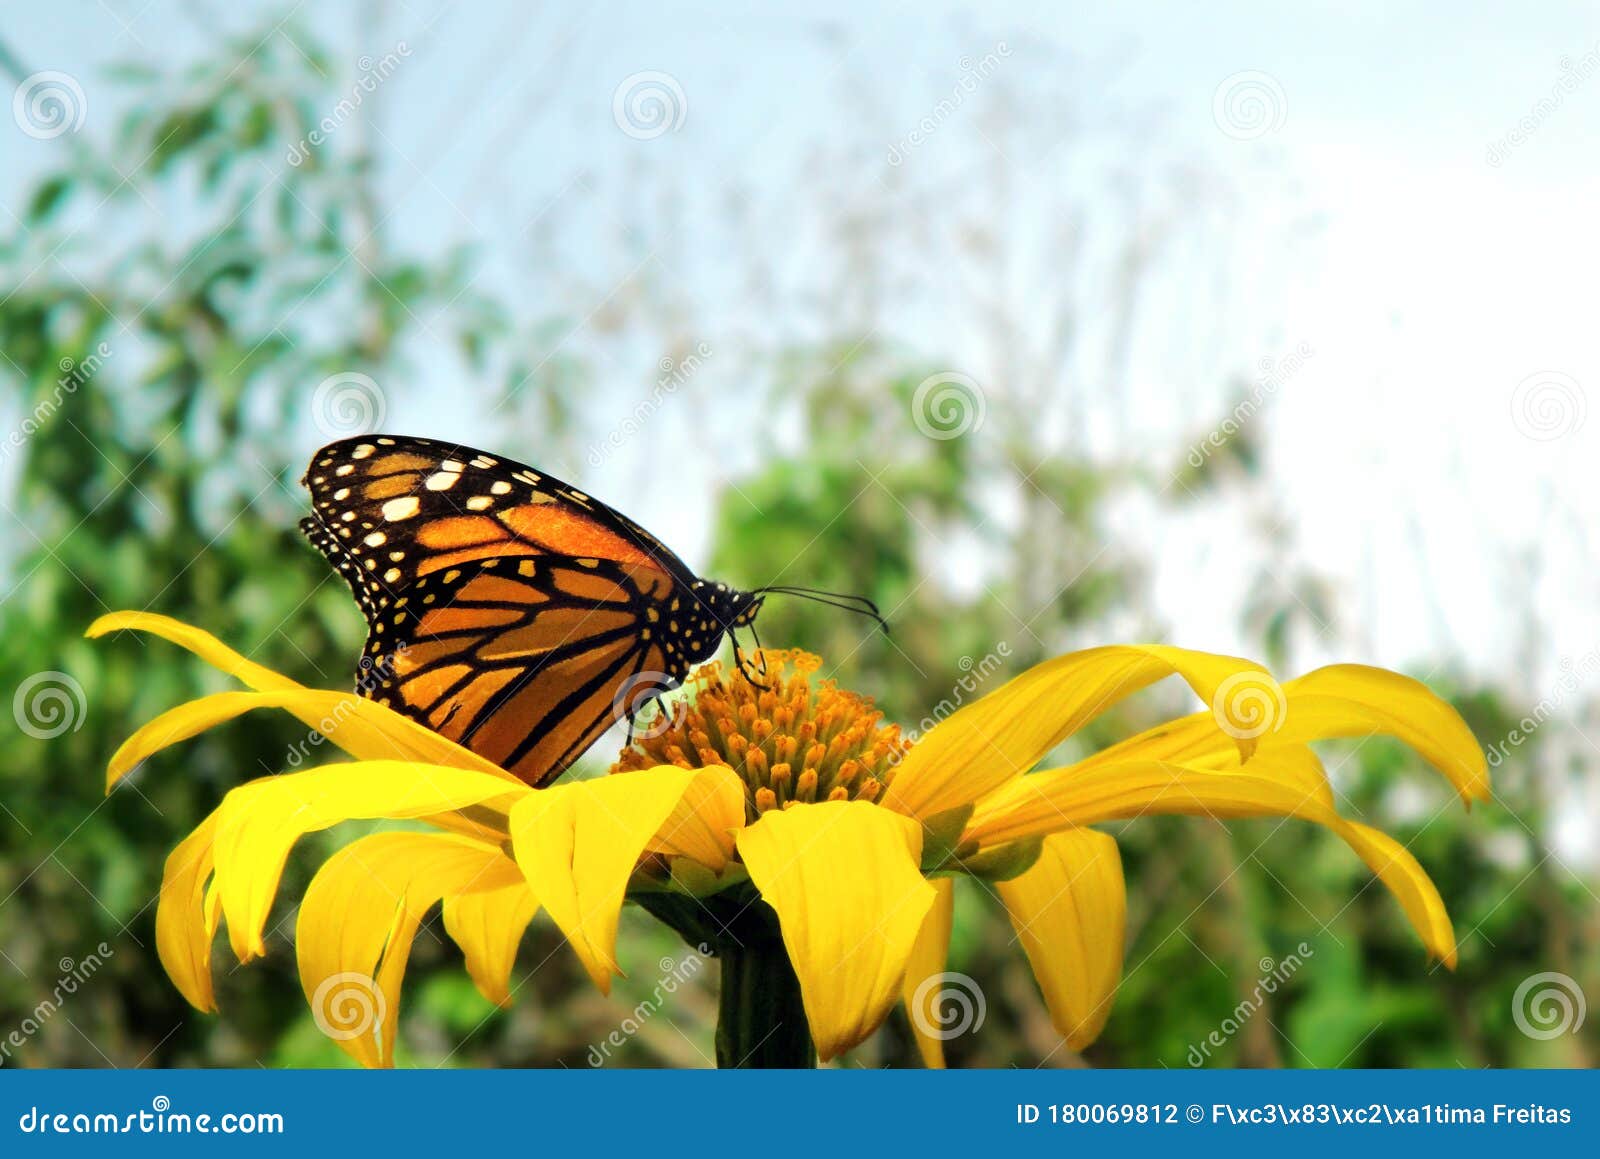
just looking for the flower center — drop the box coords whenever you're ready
[612,650,910,819]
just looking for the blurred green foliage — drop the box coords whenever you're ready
[1,21,1594,1071]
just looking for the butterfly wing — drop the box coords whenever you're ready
[301,435,694,608]
[300,434,727,785]
[366,555,685,787]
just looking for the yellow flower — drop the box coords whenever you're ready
[89,611,1488,1068]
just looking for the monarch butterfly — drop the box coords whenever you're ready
[299,434,884,787]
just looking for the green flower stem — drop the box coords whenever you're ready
[714,935,816,1069]
[634,884,816,1069]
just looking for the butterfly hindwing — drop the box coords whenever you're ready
[362,554,687,787]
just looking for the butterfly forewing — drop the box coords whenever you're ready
[301,434,694,601]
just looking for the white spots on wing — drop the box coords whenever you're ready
[335,464,354,476]
[465,495,494,511]
[352,444,375,459]
[490,480,512,495]
[382,496,421,521]
[425,470,460,491]
[364,531,387,547]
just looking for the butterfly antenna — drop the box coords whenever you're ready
[754,585,891,636]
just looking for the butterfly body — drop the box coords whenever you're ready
[298,434,763,786]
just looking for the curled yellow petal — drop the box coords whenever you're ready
[88,612,302,692]
[900,876,955,1068]
[884,644,1271,822]
[1278,664,1489,804]
[508,765,744,993]
[155,804,229,1013]
[997,829,1125,1051]
[213,762,527,961]
[736,800,935,1062]
[296,831,526,1067]
[444,869,541,1008]
[968,757,1458,965]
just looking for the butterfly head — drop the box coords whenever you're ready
[690,580,763,633]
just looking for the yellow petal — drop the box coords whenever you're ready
[900,876,955,1068]
[1278,665,1489,804]
[213,762,527,961]
[883,644,1272,821]
[295,831,524,1067]
[103,686,514,791]
[508,765,744,992]
[443,869,541,1008]
[736,800,936,1061]
[88,612,302,692]
[968,757,1458,965]
[996,829,1125,1051]
[155,804,228,1012]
